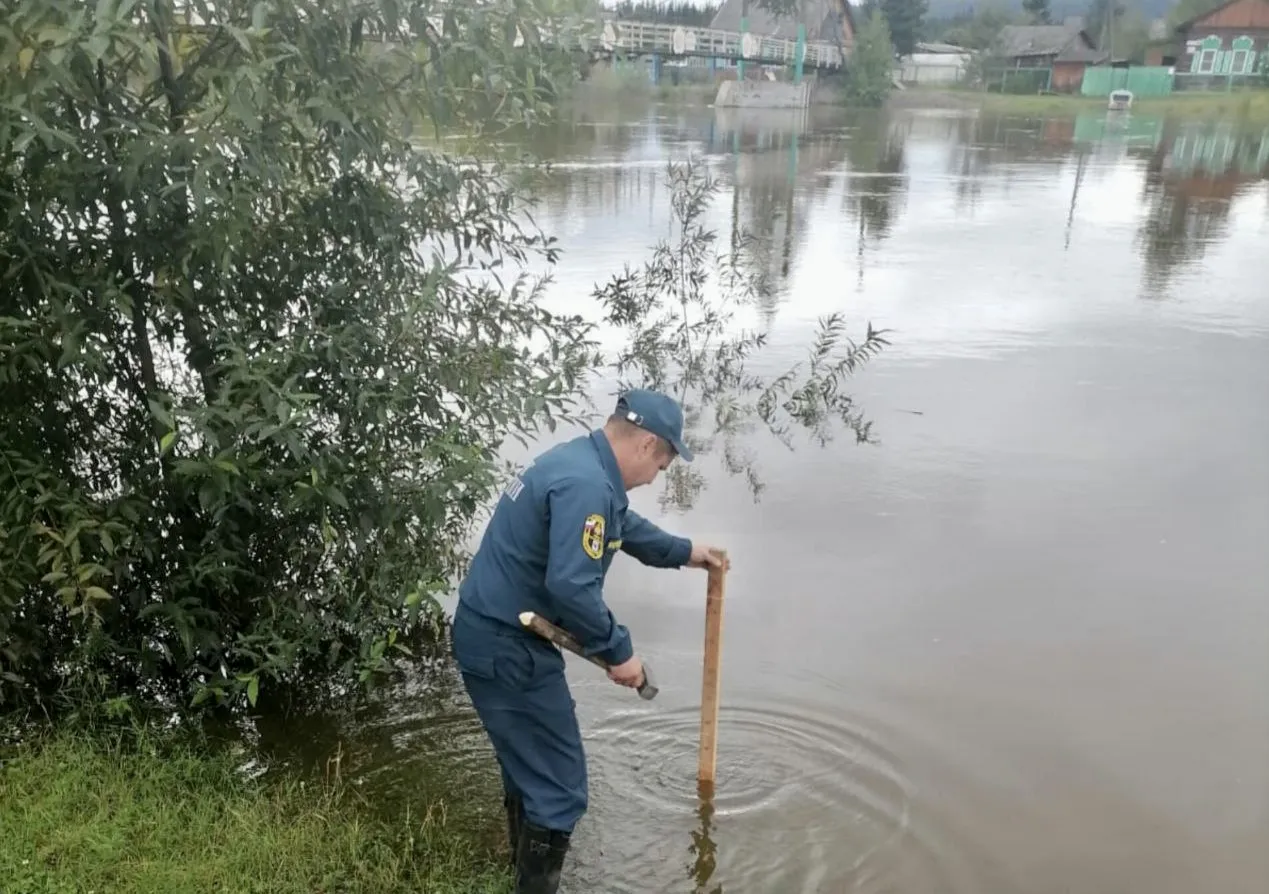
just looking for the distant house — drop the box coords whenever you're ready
[995,18,1108,92]
[1172,0,1269,78]
[708,0,857,54]
[898,41,974,86]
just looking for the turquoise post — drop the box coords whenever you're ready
[795,24,805,84]
[738,16,748,80]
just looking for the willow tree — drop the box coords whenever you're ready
[0,0,598,715]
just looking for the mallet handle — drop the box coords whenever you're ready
[518,611,608,671]
[518,611,657,700]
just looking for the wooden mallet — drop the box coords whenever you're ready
[519,611,659,700]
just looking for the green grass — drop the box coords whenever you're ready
[933,87,1269,119]
[0,730,511,894]
[564,64,720,107]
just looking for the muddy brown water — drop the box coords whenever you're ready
[252,104,1269,893]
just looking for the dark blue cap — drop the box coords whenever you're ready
[615,388,693,462]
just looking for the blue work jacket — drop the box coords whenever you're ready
[456,429,693,666]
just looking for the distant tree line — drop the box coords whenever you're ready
[610,1,722,26]
[861,0,928,56]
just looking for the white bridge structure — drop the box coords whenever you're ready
[172,3,850,73]
[568,19,846,70]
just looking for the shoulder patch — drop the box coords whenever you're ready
[581,514,605,560]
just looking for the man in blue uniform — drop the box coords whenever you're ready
[451,388,725,893]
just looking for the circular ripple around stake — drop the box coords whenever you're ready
[588,701,911,822]
[573,698,995,894]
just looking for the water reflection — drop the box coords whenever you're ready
[247,650,506,844]
[522,105,1267,333]
[1139,120,1269,290]
[688,790,722,894]
[841,111,908,290]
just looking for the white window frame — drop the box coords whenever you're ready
[1230,36,1256,74]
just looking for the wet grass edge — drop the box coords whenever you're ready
[898,86,1269,120]
[0,728,512,894]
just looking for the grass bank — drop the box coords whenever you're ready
[895,86,1269,120]
[565,64,719,107]
[0,730,510,894]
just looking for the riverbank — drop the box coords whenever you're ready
[889,86,1269,120]
[0,730,510,894]
[567,64,718,107]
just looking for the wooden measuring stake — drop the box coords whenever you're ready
[697,548,728,789]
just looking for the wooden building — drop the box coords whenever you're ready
[1174,0,1269,76]
[995,19,1108,93]
[708,0,856,53]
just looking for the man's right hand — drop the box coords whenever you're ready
[607,655,644,688]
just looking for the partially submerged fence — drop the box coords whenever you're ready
[1080,66,1176,98]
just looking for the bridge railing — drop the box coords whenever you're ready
[549,19,844,70]
[580,20,844,69]
[187,8,847,72]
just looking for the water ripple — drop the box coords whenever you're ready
[574,699,986,894]
[595,703,908,822]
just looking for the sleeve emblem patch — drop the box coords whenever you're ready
[582,514,605,560]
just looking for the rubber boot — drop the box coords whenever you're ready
[503,791,523,867]
[514,820,571,894]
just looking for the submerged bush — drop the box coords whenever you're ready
[1,2,888,721]
[0,0,596,714]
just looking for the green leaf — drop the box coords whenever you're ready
[246,675,259,707]
[160,430,177,454]
[148,399,174,431]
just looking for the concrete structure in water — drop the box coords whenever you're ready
[714,79,814,109]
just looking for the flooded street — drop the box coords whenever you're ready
[260,103,1269,893]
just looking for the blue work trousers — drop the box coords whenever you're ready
[451,603,588,834]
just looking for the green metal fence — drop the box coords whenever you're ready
[982,67,1051,94]
[1080,66,1175,98]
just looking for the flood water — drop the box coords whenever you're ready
[255,103,1269,893]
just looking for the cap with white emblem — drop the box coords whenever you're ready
[614,388,693,462]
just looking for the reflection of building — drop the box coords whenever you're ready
[1163,121,1269,185]
[1138,121,1269,289]
[709,107,851,318]
[838,113,908,289]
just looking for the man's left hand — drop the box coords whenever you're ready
[687,543,728,570]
